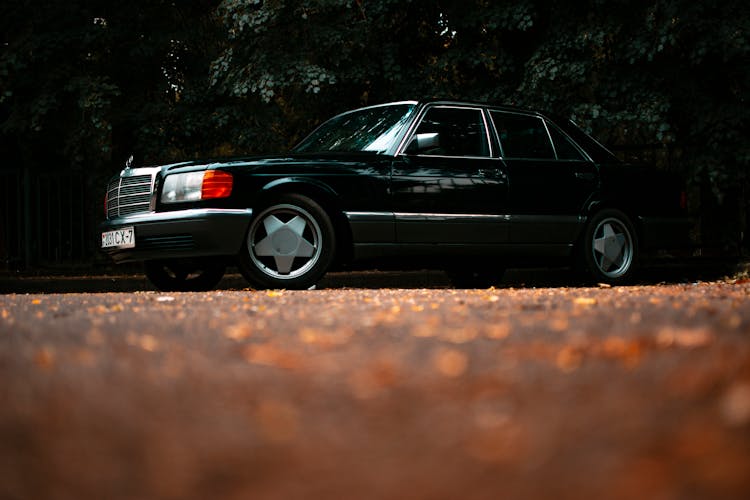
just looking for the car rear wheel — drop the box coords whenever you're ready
[144,258,225,291]
[239,194,335,289]
[583,209,638,284]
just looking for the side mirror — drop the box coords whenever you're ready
[405,132,440,154]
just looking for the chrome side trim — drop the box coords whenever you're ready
[395,213,511,221]
[481,108,494,158]
[345,211,512,221]
[542,118,557,159]
[399,154,502,161]
[507,214,586,224]
[345,211,394,220]
[345,212,586,223]
[106,208,253,225]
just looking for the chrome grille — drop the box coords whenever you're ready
[106,174,153,218]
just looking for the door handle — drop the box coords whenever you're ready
[477,169,503,178]
[574,172,596,181]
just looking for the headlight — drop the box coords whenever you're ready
[161,170,233,203]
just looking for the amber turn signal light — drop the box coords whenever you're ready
[201,170,233,199]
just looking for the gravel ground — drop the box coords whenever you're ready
[1,276,750,499]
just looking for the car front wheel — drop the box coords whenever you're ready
[583,209,638,284]
[239,194,335,289]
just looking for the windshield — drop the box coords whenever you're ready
[294,103,417,154]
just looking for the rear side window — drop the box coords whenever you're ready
[491,111,554,159]
[410,107,490,157]
[547,124,586,161]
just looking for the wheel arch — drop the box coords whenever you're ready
[575,199,641,272]
[575,203,640,283]
[583,198,642,243]
[253,178,354,266]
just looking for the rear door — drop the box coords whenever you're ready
[488,110,598,245]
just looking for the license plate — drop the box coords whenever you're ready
[101,227,135,249]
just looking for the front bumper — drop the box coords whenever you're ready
[100,208,253,263]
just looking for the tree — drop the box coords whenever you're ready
[1,0,747,269]
[0,0,223,170]
[210,0,748,249]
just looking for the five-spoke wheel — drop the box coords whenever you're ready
[583,209,638,284]
[239,194,335,289]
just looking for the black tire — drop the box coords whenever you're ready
[144,258,225,292]
[238,193,335,290]
[582,209,638,284]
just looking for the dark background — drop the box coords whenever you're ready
[1,0,748,273]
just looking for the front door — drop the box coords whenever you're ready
[391,105,509,244]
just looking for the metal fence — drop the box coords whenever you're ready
[1,169,24,270]
[1,168,92,272]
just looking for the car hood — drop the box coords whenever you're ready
[154,152,391,173]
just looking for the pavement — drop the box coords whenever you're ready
[1,263,750,499]
[0,256,745,294]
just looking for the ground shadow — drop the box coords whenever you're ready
[0,258,742,294]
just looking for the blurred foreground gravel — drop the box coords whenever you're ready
[1,278,750,499]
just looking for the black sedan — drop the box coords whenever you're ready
[100,100,688,290]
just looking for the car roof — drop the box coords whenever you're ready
[318,99,621,164]
[416,99,547,116]
[347,99,547,118]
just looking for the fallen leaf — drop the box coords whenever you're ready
[34,347,55,369]
[224,323,252,340]
[433,348,468,377]
[656,327,712,348]
[485,323,510,339]
[443,327,478,344]
[573,297,597,306]
[720,382,750,427]
[139,335,159,352]
[243,343,301,370]
[556,346,583,372]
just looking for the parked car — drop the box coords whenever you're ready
[100,100,688,290]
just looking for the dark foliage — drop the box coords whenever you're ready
[1,0,748,267]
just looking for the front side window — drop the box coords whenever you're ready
[491,111,555,159]
[294,103,416,154]
[407,107,490,157]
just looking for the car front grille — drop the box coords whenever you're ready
[106,174,153,218]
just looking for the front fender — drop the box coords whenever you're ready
[260,177,339,199]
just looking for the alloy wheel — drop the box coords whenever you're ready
[590,217,634,279]
[248,204,323,280]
